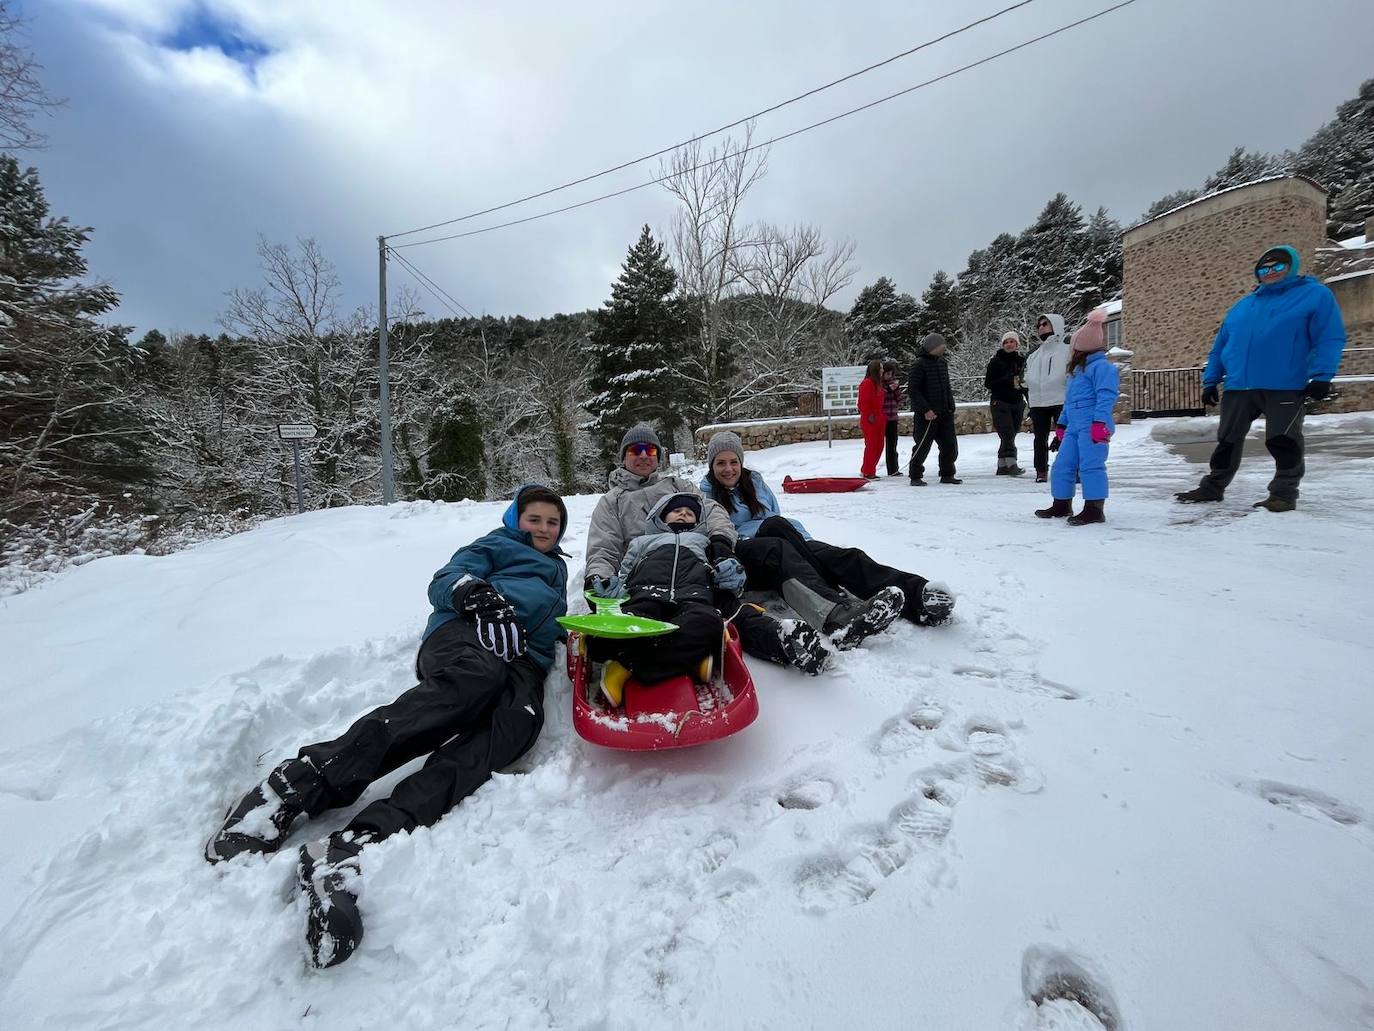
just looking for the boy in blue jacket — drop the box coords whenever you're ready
[205,485,569,968]
[1176,245,1346,511]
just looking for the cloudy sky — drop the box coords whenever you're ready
[24,0,1374,336]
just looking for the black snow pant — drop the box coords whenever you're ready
[588,597,723,683]
[297,617,546,842]
[756,515,930,625]
[990,399,1025,467]
[884,419,901,475]
[1195,388,1306,502]
[1029,404,1063,477]
[910,412,958,482]
[736,532,845,603]
[716,588,793,669]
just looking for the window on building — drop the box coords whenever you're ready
[1105,318,1122,349]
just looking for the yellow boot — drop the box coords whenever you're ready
[599,660,631,707]
[696,655,714,684]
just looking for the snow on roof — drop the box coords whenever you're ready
[1108,346,1134,357]
[1336,234,1371,250]
[1126,173,1327,232]
[1325,268,1374,286]
[1096,298,1123,317]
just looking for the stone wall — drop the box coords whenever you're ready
[1122,177,1328,372]
[1329,269,1374,359]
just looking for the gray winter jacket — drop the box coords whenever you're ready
[584,467,736,581]
[616,494,714,603]
[1025,313,1070,408]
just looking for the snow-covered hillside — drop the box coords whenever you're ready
[2,417,1372,1030]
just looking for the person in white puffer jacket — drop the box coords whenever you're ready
[1024,312,1070,483]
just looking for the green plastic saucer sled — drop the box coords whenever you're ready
[556,592,679,639]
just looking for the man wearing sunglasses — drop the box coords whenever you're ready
[585,423,829,674]
[1176,245,1346,512]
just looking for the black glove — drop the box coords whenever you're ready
[1201,385,1220,407]
[1048,435,1061,453]
[461,582,526,661]
[1303,380,1331,401]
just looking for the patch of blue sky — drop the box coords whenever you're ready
[163,4,269,65]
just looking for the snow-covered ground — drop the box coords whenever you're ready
[2,415,1372,1030]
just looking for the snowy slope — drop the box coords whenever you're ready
[2,417,1373,1030]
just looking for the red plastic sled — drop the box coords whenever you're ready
[782,475,869,494]
[567,623,759,750]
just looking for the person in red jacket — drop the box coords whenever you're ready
[857,359,886,479]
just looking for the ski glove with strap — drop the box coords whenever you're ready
[1090,422,1111,444]
[1304,380,1331,401]
[461,582,527,661]
[712,557,747,595]
[1202,385,1220,407]
[587,574,624,599]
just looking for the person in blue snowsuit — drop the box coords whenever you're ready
[1035,310,1120,525]
[1176,245,1347,511]
[205,485,569,968]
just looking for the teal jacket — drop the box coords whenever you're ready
[1202,247,1346,391]
[423,488,569,670]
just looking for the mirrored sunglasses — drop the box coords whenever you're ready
[627,443,660,457]
[1257,261,1288,274]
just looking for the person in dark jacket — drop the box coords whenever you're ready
[985,331,1028,476]
[881,360,903,476]
[908,333,961,486]
[589,492,726,703]
[1175,245,1347,512]
[204,485,570,969]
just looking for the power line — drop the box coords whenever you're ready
[384,0,1038,241]
[386,247,479,320]
[392,0,1137,251]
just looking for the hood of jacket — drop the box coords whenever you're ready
[1037,313,1066,342]
[500,483,569,548]
[644,492,702,534]
[607,465,662,492]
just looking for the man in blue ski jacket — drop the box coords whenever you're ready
[205,485,569,968]
[1176,245,1346,511]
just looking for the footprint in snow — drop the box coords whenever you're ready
[776,777,840,811]
[872,698,946,755]
[1245,780,1364,829]
[1019,944,1124,1031]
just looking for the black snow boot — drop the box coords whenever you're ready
[939,475,963,485]
[1253,495,1297,512]
[779,619,830,676]
[206,758,322,864]
[995,465,1027,477]
[909,478,928,487]
[1067,500,1106,526]
[1034,499,1073,519]
[299,832,367,969]
[1175,486,1222,504]
[919,581,956,626]
[826,586,905,650]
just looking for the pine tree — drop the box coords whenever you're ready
[1295,77,1374,238]
[915,271,960,341]
[0,156,142,511]
[1141,188,1202,222]
[1076,207,1124,313]
[1202,147,1291,193]
[585,225,693,461]
[844,276,920,361]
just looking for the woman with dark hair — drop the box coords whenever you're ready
[857,359,886,479]
[701,432,956,638]
[881,360,903,476]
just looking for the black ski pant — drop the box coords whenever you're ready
[884,419,901,475]
[297,617,546,842]
[756,515,930,624]
[1196,388,1306,501]
[991,399,1025,466]
[910,412,958,482]
[1029,404,1063,477]
[588,597,723,683]
[736,533,845,603]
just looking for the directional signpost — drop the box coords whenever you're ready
[277,423,318,514]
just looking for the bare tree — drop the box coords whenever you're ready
[660,124,768,427]
[725,223,856,417]
[0,2,61,150]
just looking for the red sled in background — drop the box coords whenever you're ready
[567,624,759,751]
[781,475,869,494]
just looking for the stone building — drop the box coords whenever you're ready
[1121,176,1329,374]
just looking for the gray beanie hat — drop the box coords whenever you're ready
[619,422,661,459]
[706,430,745,468]
[921,333,947,354]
